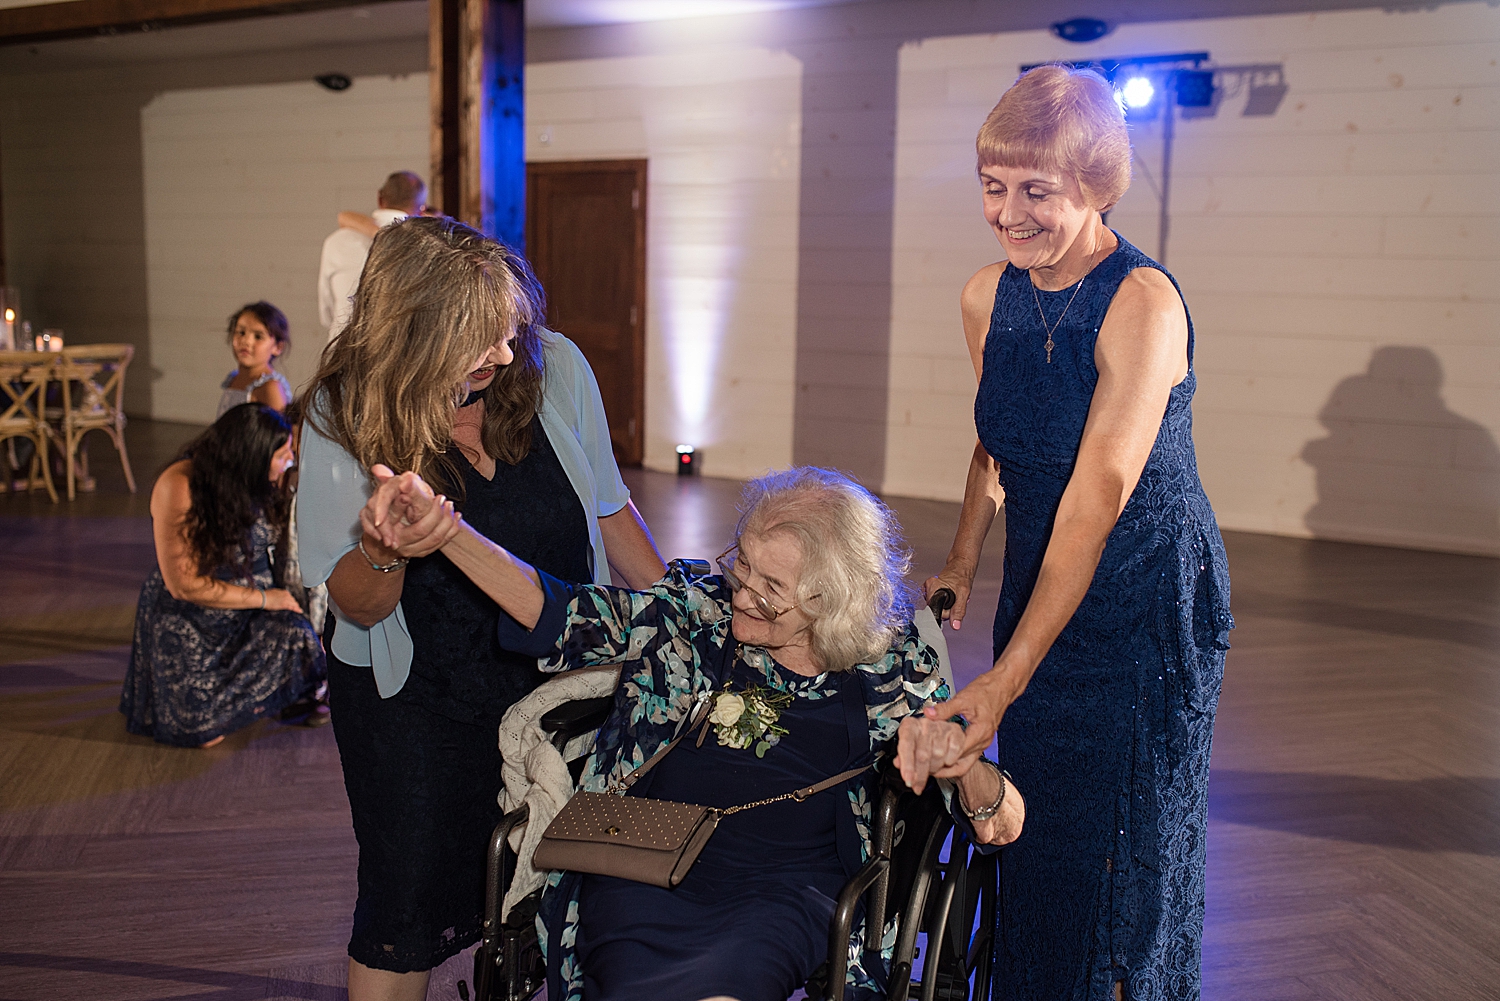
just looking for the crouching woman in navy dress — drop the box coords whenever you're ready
[361,465,1025,1001]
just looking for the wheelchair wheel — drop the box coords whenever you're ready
[820,764,999,1001]
[889,831,997,1001]
[470,888,545,1001]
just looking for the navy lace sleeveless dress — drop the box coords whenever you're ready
[975,235,1233,1001]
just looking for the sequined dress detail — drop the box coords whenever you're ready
[975,235,1233,1000]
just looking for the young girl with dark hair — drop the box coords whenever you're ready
[217,302,294,418]
[120,403,325,748]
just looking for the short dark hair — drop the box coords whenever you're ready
[378,171,427,213]
[227,302,291,359]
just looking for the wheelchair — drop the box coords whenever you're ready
[468,591,998,1001]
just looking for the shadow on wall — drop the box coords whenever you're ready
[1301,346,1500,553]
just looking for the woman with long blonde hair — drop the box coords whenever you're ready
[295,216,665,1001]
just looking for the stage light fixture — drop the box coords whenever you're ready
[1174,70,1215,108]
[676,444,697,476]
[1121,76,1155,109]
[315,73,352,92]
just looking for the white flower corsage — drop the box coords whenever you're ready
[709,685,791,758]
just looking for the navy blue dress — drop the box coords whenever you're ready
[975,236,1233,1001]
[574,652,869,1001]
[121,512,324,747]
[329,414,594,973]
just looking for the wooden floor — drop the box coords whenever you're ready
[1,421,1497,1000]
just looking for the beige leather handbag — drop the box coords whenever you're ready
[533,697,867,889]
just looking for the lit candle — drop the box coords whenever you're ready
[1,308,13,351]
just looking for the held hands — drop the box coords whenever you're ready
[920,668,1025,774]
[359,464,462,559]
[923,563,975,630]
[896,713,974,794]
[897,704,1026,847]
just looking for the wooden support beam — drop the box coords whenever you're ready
[0,0,404,46]
[0,126,7,288]
[429,0,523,248]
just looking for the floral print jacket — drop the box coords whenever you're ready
[495,561,970,1001]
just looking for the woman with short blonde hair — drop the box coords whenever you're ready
[296,216,666,1001]
[922,64,1233,1000]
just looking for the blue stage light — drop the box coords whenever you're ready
[1121,76,1155,109]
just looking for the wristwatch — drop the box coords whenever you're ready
[962,762,1010,822]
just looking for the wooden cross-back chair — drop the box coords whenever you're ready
[0,351,59,502]
[46,343,136,500]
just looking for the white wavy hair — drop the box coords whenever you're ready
[734,466,915,672]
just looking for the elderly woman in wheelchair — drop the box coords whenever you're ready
[362,464,1023,1001]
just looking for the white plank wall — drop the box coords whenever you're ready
[884,4,1500,557]
[141,74,429,422]
[526,47,803,479]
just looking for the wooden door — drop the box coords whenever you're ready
[526,160,646,467]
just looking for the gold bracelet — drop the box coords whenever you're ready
[358,537,410,573]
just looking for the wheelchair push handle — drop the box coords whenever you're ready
[927,587,956,622]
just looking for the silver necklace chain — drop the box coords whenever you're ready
[1030,241,1107,364]
[1031,277,1086,364]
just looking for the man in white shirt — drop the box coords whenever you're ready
[318,171,426,342]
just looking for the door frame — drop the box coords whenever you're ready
[526,158,647,466]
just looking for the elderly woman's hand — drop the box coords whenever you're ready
[898,713,1024,846]
[921,667,1027,773]
[359,464,462,559]
[897,713,972,794]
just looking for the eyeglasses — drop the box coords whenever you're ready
[716,544,819,623]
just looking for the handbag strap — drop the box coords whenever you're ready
[617,694,712,790]
[716,763,871,817]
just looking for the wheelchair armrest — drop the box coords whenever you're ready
[540,696,614,751]
[823,854,889,1001]
[485,802,531,940]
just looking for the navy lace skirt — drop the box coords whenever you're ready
[120,566,324,747]
[328,650,506,973]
